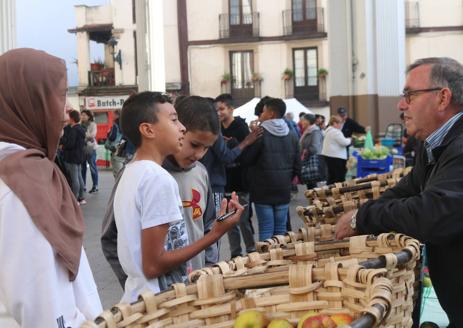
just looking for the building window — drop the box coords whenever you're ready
[292,0,316,22]
[293,47,319,101]
[230,50,255,105]
[230,0,252,25]
[230,51,253,89]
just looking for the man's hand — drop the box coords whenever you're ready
[335,210,357,240]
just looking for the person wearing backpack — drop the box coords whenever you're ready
[105,110,124,178]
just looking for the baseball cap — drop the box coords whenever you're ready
[337,107,347,117]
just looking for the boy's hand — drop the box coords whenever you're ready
[241,127,263,148]
[211,192,244,237]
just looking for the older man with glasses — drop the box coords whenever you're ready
[336,57,463,327]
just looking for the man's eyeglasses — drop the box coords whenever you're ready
[400,87,442,104]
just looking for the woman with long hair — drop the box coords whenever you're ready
[321,115,351,184]
[80,109,99,193]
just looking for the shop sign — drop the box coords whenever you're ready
[84,95,129,110]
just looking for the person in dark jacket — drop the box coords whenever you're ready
[241,97,300,241]
[337,107,365,138]
[200,103,261,217]
[60,110,86,204]
[215,93,256,258]
[335,57,463,327]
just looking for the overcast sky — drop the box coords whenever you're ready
[16,0,109,86]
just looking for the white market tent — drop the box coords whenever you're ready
[233,97,313,124]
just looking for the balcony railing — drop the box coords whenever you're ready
[282,7,325,36]
[405,1,420,28]
[219,12,260,39]
[88,68,115,87]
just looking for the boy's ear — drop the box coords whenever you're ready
[138,122,157,139]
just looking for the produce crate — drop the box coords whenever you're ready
[356,155,393,178]
[82,233,420,328]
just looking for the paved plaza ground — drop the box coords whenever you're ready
[81,169,307,309]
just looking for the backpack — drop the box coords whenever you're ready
[104,123,122,152]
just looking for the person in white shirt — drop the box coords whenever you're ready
[0,48,102,327]
[321,115,352,184]
[113,92,244,303]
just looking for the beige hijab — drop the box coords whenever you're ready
[0,48,84,280]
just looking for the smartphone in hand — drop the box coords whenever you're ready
[216,203,249,222]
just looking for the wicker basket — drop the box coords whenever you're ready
[296,201,365,226]
[82,262,410,328]
[299,169,410,227]
[305,167,411,204]
[82,233,419,328]
[193,233,419,280]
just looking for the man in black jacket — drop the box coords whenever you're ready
[215,94,256,258]
[335,57,463,327]
[337,107,365,138]
[60,110,86,205]
[241,97,300,241]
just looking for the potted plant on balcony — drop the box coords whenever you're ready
[282,68,293,81]
[91,58,104,72]
[318,67,328,78]
[252,72,263,82]
[221,73,231,85]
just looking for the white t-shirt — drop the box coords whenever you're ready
[114,160,186,303]
[0,142,102,328]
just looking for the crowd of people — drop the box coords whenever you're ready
[1,48,463,327]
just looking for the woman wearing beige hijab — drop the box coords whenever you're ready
[0,49,102,327]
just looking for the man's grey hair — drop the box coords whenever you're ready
[407,57,463,107]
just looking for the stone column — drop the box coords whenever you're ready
[0,0,16,55]
[75,5,91,87]
[146,0,166,92]
[328,0,405,133]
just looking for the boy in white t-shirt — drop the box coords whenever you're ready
[114,92,244,303]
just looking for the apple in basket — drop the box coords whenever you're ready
[267,319,294,328]
[330,314,354,326]
[234,310,268,328]
[297,311,336,328]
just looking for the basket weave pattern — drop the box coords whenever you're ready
[299,168,411,226]
[82,263,398,328]
[80,233,419,328]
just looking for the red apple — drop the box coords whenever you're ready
[330,314,353,326]
[300,314,336,328]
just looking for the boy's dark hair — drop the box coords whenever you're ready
[120,91,172,148]
[81,109,94,121]
[254,96,271,116]
[214,93,234,108]
[69,110,80,123]
[299,112,306,118]
[264,97,286,118]
[174,95,188,107]
[175,96,220,135]
[303,113,316,125]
